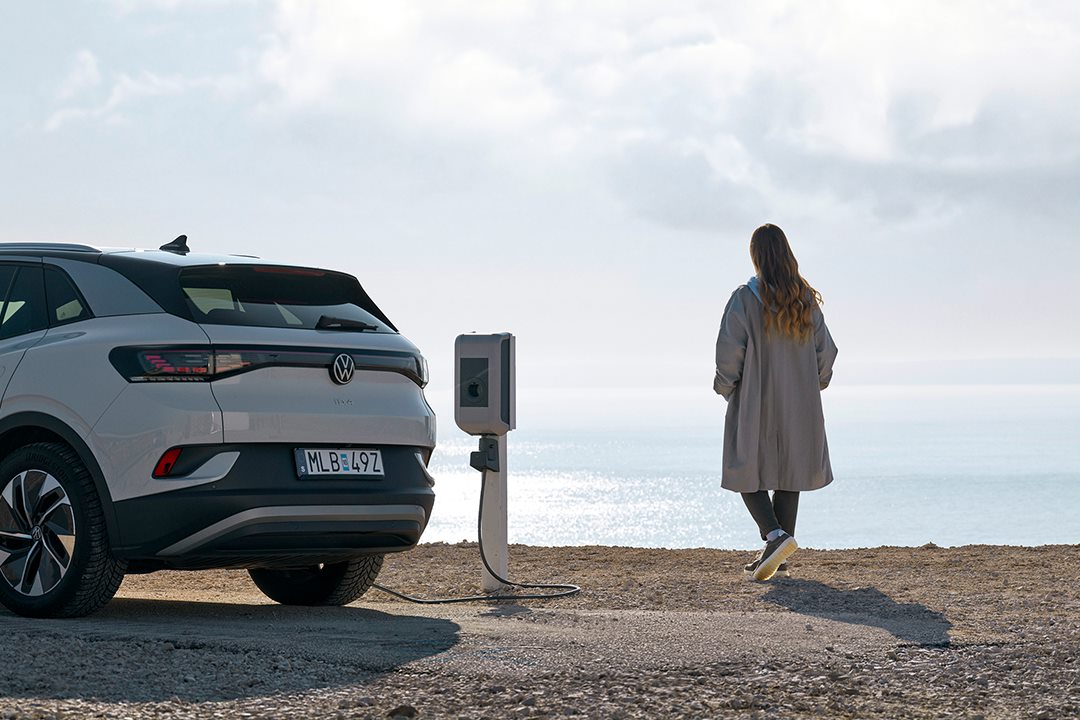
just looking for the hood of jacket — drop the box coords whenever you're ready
[747,276,763,303]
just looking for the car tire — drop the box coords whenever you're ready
[249,555,384,606]
[0,442,126,618]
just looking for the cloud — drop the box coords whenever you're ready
[107,0,255,13]
[608,137,767,231]
[256,2,559,140]
[253,2,1080,156]
[45,70,247,131]
[38,2,1080,229]
[251,1,1080,227]
[56,50,101,100]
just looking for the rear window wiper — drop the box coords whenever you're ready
[315,315,380,332]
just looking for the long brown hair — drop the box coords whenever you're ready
[749,223,822,342]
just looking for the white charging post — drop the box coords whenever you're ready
[454,333,516,592]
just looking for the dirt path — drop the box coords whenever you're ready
[0,544,1076,719]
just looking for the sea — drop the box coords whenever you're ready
[420,384,1080,550]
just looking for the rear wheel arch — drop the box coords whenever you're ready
[0,413,120,548]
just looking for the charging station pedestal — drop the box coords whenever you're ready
[454,333,515,592]
[470,434,508,591]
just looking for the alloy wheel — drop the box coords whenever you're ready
[0,470,76,596]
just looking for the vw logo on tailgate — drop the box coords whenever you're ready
[330,353,355,385]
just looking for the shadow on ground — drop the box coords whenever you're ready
[762,579,951,647]
[0,598,459,703]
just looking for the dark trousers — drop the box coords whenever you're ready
[741,490,799,541]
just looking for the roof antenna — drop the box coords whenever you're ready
[160,235,189,255]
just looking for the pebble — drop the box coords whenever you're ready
[728,696,751,710]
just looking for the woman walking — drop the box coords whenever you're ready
[714,223,837,581]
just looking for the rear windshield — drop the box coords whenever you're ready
[179,266,394,332]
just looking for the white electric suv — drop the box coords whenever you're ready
[0,238,436,617]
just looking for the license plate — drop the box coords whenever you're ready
[295,448,385,478]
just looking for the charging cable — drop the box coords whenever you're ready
[372,467,580,604]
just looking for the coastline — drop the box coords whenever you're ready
[0,543,1076,719]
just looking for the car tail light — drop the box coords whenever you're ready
[416,355,429,387]
[139,349,213,379]
[153,447,183,478]
[109,345,428,386]
[109,346,262,383]
[110,347,219,382]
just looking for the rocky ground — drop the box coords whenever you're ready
[0,544,1077,719]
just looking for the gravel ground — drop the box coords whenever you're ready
[0,543,1077,719]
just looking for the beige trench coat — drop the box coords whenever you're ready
[713,281,838,492]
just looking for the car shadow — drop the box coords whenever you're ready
[0,597,460,703]
[761,579,952,647]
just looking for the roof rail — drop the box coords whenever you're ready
[0,243,100,253]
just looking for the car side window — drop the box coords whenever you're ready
[0,266,47,340]
[44,267,92,326]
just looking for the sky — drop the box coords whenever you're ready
[2,1,1080,408]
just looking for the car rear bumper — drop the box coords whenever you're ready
[111,443,435,570]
